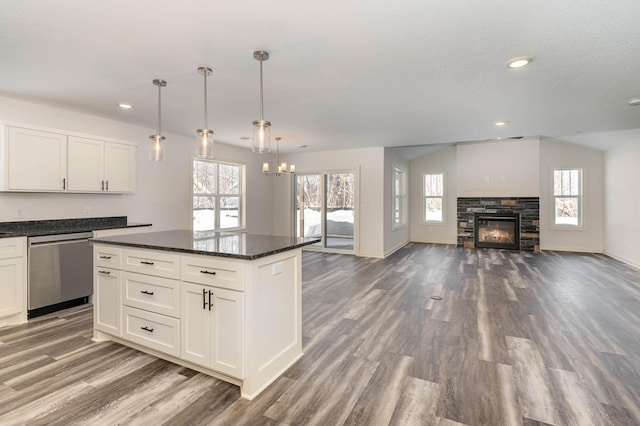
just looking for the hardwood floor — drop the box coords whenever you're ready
[1,244,639,425]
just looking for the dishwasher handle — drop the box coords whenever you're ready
[28,232,94,246]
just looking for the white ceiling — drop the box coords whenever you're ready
[2,0,639,154]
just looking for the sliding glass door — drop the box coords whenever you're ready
[295,171,356,253]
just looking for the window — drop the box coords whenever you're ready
[553,168,582,227]
[393,167,406,227]
[423,173,444,223]
[193,159,244,231]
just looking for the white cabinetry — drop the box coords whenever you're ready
[1,122,136,193]
[92,242,303,400]
[181,281,244,378]
[66,136,136,193]
[5,126,67,191]
[0,237,27,326]
[94,266,122,336]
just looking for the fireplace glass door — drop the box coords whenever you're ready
[474,214,520,250]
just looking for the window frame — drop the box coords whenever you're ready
[192,158,246,232]
[422,172,445,225]
[551,167,584,230]
[392,166,407,229]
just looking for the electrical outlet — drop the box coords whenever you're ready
[15,208,23,218]
[272,262,284,276]
[83,206,91,216]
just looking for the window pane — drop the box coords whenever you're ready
[219,163,240,195]
[193,160,216,194]
[193,196,215,231]
[425,198,443,222]
[554,169,579,196]
[219,196,239,228]
[555,197,579,225]
[424,174,443,196]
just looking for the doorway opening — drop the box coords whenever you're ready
[294,171,356,253]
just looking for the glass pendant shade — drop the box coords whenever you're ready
[252,119,271,153]
[196,66,215,158]
[149,79,167,163]
[196,128,214,158]
[148,135,165,162]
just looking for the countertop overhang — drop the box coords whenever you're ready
[92,229,321,260]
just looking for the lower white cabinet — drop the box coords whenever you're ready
[94,267,122,336]
[122,305,180,357]
[181,281,245,379]
[0,237,27,326]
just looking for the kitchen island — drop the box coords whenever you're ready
[91,230,319,399]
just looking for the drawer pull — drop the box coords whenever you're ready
[141,326,154,333]
[140,261,155,265]
[140,290,154,295]
[98,270,111,275]
[200,270,217,275]
[99,255,112,259]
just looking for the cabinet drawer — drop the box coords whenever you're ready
[94,244,122,269]
[0,237,26,260]
[123,248,180,279]
[181,255,244,291]
[123,272,180,318]
[122,306,180,357]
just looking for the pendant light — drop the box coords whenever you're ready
[252,50,271,153]
[262,137,295,175]
[196,66,214,158]
[149,79,167,162]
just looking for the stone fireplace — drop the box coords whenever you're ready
[457,197,539,252]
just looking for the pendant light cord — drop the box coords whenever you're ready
[259,59,264,121]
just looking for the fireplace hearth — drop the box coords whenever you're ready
[474,213,520,250]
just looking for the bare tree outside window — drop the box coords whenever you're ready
[553,168,581,226]
[193,159,244,231]
[424,173,444,222]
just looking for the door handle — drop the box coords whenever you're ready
[202,288,207,309]
[208,290,213,311]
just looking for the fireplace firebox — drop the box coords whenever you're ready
[474,213,520,250]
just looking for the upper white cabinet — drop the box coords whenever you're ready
[6,126,67,191]
[68,136,135,193]
[1,122,136,193]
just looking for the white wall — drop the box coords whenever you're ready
[409,146,457,244]
[272,147,385,258]
[604,139,640,267]
[539,138,604,252]
[384,148,410,256]
[457,138,540,197]
[0,95,273,233]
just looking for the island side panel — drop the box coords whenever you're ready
[242,248,303,399]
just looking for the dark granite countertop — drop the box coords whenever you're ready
[92,229,321,260]
[0,216,151,238]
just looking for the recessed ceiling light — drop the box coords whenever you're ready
[298,144,309,148]
[495,121,509,127]
[628,98,640,107]
[117,103,133,109]
[240,136,250,140]
[506,56,532,69]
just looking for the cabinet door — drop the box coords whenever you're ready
[211,287,244,379]
[67,136,104,192]
[7,127,67,191]
[0,257,25,318]
[180,281,211,367]
[104,143,135,193]
[94,267,122,336]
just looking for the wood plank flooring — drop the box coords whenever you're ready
[1,244,639,425]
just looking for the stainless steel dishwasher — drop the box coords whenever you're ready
[28,231,93,318]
